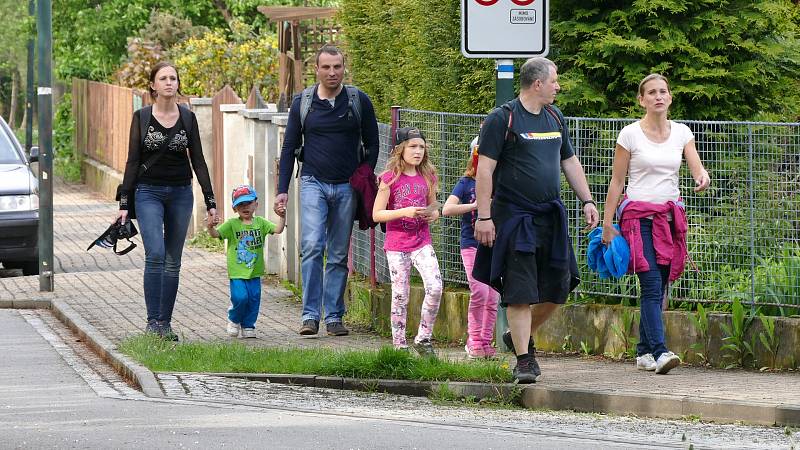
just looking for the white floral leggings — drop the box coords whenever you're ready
[385,244,443,348]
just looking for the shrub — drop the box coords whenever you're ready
[169,21,280,100]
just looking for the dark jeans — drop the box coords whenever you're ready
[636,219,670,359]
[135,184,194,324]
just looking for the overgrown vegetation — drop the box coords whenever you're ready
[53,92,81,182]
[187,229,224,253]
[119,334,513,383]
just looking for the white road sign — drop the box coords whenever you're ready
[461,0,549,59]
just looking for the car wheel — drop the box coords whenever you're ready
[22,261,39,276]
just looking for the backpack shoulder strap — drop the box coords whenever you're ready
[178,104,193,136]
[500,101,515,145]
[344,85,362,124]
[139,105,152,148]
[345,85,366,162]
[299,84,317,131]
[543,104,563,132]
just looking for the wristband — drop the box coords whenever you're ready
[476,217,492,221]
[581,199,596,207]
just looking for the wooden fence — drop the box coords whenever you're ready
[72,79,147,173]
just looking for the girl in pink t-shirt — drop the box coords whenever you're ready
[373,127,442,357]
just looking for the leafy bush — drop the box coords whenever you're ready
[53,92,81,183]
[169,21,280,100]
[114,11,209,90]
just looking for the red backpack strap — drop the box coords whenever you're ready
[544,104,563,132]
[501,102,515,144]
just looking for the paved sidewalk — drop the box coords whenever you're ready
[2,179,799,425]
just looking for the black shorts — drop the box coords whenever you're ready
[500,213,571,306]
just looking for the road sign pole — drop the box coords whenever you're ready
[37,0,54,292]
[494,59,514,351]
[495,59,515,107]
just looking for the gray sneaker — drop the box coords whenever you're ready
[413,339,436,358]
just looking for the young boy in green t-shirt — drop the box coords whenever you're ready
[208,185,285,338]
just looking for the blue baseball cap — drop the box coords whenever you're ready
[231,185,257,208]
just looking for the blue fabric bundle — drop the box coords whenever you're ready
[587,225,629,279]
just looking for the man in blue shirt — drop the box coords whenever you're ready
[274,45,380,337]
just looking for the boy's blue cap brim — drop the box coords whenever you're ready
[232,194,257,208]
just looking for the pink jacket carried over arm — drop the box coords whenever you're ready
[618,199,688,282]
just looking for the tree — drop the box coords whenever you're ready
[52,0,341,82]
[341,0,800,121]
[551,0,800,120]
[0,0,33,128]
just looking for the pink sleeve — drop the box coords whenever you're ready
[379,171,393,185]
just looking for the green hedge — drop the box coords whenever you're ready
[340,0,800,121]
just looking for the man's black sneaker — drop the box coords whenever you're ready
[513,356,538,384]
[502,330,535,355]
[412,339,436,358]
[326,321,349,336]
[299,319,319,336]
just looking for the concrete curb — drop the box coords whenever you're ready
[4,300,799,426]
[203,372,520,401]
[0,299,52,309]
[49,300,164,398]
[521,385,800,426]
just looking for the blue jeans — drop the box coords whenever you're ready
[299,175,356,324]
[229,278,262,328]
[636,219,670,359]
[135,184,194,324]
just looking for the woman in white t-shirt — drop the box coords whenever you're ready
[601,74,710,375]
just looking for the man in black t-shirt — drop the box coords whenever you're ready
[474,57,599,383]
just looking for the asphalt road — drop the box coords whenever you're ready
[0,309,794,450]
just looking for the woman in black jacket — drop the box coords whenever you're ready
[117,61,217,340]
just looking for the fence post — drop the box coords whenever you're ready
[747,124,756,312]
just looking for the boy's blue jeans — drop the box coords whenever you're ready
[299,175,356,324]
[135,183,194,324]
[229,278,262,328]
[636,219,670,359]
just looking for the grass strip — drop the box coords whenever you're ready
[119,334,513,383]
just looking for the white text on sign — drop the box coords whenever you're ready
[510,9,536,24]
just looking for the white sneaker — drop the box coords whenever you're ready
[241,328,256,339]
[226,321,240,337]
[655,351,681,374]
[636,353,657,371]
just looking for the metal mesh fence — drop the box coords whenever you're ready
[350,109,800,312]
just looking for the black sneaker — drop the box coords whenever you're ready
[513,357,538,384]
[502,330,535,355]
[299,319,319,336]
[326,321,349,336]
[145,320,160,334]
[412,339,436,358]
[158,322,179,342]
